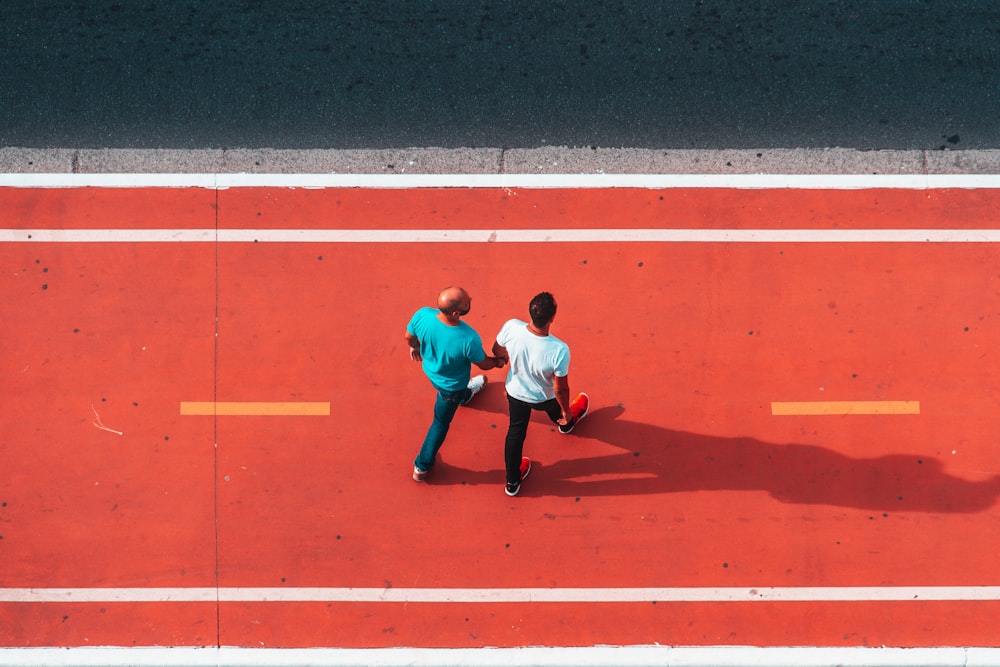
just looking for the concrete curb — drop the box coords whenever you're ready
[1,148,998,175]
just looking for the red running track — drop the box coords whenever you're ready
[2,184,1000,648]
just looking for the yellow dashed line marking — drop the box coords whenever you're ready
[771,401,920,416]
[180,402,330,416]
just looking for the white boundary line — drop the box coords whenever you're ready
[5,586,1000,603]
[2,646,999,667]
[4,228,1000,243]
[0,173,999,189]
[0,646,991,667]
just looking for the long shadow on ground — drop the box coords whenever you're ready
[441,394,999,513]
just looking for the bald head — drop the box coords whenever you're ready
[437,286,471,318]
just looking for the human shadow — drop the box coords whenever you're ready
[454,396,1000,513]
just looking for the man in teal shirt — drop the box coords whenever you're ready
[406,286,505,481]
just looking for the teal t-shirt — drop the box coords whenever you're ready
[407,307,487,392]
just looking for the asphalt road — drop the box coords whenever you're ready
[1,1,998,150]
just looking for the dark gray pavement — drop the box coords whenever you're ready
[2,1,998,150]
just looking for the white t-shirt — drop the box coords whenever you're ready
[496,318,570,403]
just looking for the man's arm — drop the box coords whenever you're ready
[474,353,506,370]
[553,374,572,424]
[492,340,509,364]
[404,331,421,361]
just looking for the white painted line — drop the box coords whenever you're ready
[1,173,999,189]
[5,586,1000,603]
[215,173,1000,190]
[0,646,990,667]
[0,588,218,602]
[0,229,218,242]
[0,173,220,189]
[4,228,1000,243]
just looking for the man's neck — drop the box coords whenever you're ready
[437,311,460,326]
[527,322,549,336]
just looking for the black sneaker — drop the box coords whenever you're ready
[505,457,531,496]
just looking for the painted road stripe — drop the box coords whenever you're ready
[5,228,1000,243]
[1,173,1000,189]
[180,402,330,416]
[4,586,1000,603]
[772,401,920,415]
[3,646,994,667]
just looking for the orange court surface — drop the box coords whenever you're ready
[2,175,1000,662]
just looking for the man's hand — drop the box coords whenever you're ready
[475,355,505,371]
[491,341,509,368]
[405,332,422,361]
[554,375,571,425]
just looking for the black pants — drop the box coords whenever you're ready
[505,394,563,485]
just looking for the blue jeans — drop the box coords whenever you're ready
[414,385,473,472]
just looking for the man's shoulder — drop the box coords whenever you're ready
[548,331,567,344]
[411,306,437,321]
[547,332,570,355]
[408,307,439,332]
[498,318,526,339]
[457,319,482,337]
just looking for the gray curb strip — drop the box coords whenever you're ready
[1,147,999,175]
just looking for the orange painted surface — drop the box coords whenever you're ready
[2,186,1000,648]
[217,600,1000,648]
[213,186,1000,230]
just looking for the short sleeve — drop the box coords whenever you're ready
[496,319,517,346]
[406,309,423,336]
[467,330,487,363]
[553,344,571,377]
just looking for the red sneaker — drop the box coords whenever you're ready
[559,392,589,434]
[505,457,532,496]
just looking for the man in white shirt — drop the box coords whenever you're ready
[492,292,589,496]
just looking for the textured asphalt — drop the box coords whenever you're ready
[2,1,999,151]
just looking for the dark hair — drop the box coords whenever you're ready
[529,292,557,327]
